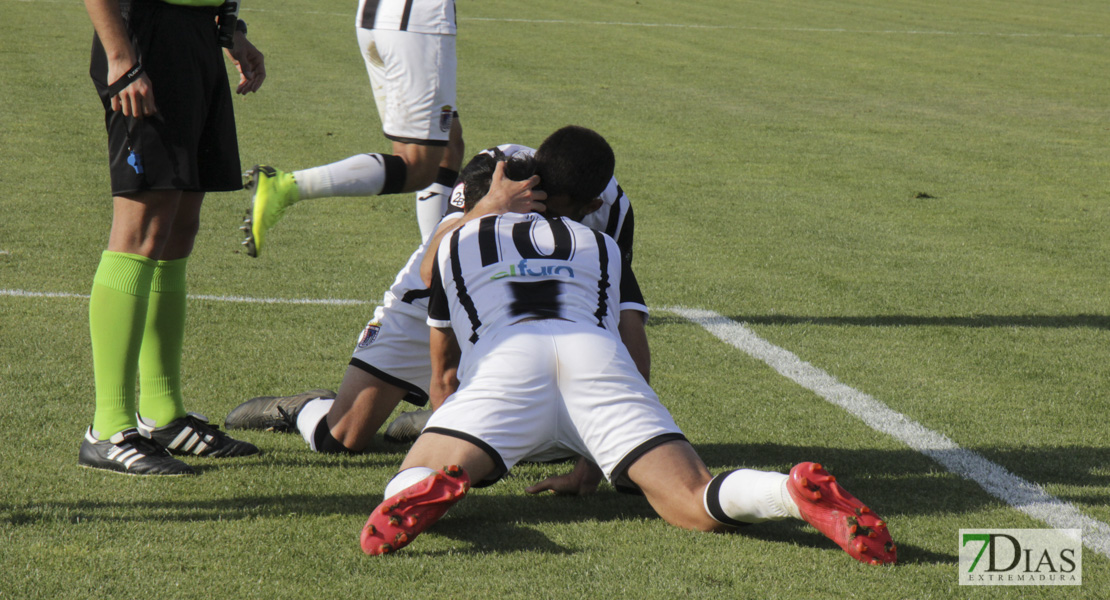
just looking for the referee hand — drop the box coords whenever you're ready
[226,32,267,94]
[108,59,157,118]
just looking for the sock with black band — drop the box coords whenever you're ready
[312,419,360,455]
[293,153,408,199]
[415,166,459,240]
[703,469,801,526]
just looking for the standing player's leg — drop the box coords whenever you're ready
[413,115,464,240]
[242,28,460,255]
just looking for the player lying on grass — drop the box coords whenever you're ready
[360,129,897,565]
[224,129,649,454]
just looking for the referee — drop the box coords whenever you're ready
[78,0,266,475]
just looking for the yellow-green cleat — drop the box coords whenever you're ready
[241,165,300,257]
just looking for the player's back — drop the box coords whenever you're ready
[429,212,623,350]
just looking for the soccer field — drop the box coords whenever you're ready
[2,0,1108,597]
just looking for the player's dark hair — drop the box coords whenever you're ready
[534,126,615,207]
[460,149,538,211]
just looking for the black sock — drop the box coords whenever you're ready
[313,420,359,454]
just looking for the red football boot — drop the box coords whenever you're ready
[360,465,470,556]
[787,462,896,565]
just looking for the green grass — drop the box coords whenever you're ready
[2,0,1109,597]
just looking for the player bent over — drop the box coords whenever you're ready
[224,130,648,452]
[360,131,897,565]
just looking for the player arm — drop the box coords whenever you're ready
[426,254,459,410]
[428,326,460,410]
[525,456,603,496]
[619,309,651,383]
[617,261,651,382]
[84,0,155,117]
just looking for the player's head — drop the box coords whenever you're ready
[534,125,614,220]
[459,149,538,211]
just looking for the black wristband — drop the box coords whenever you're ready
[107,63,144,98]
[235,19,247,35]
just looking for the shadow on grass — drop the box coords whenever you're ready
[7,442,1105,564]
[648,313,1110,330]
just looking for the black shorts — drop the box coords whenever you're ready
[90,0,241,195]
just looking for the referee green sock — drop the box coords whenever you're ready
[137,258,189,427]
[89,251,156,440]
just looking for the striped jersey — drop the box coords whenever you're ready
[357,0,457,35]
[447,144,637,267]
[428,213,624,353]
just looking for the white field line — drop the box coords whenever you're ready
[0,289,370,306]
[6,287,1108,556]
[664,306,1110,559]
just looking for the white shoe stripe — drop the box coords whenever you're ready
[194,441,210,454]
[123,453,143,468]
[170,428,194,449]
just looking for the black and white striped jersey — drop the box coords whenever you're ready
[428,213,624,352]
[357,0,456,34]
[447,144,637,266]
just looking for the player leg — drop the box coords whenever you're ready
[292,366,408,453]
[408,115,464,240]
[360,432,493,555]
[242,28,458,255]
[626,442,896,564]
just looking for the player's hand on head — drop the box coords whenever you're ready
[476,161,546,216]
[226,34,267,94]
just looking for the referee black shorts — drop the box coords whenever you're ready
[90,0,242,195]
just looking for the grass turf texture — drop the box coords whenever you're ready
[2,0,1108,597]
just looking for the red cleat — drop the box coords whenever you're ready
[787,462,896,565]
[360,465,470,556]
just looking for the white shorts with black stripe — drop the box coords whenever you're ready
[357,27,457,145]
[423,319,685,491]
[349,301,431,406]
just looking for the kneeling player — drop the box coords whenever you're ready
[360,130,897,565]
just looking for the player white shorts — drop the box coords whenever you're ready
[423,319,686,492]
[357,27,457,145]
[350,301,432,406]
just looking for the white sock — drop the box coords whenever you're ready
[296,398,335,450]
[384,467,437,500]
[415,181,451,240]
[704,470,801,525]
[293,154,388,199]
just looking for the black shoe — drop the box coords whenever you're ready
[383,409,433,444]
[224,389,336,432]
[138,413,260,458]
[78,427,195,476]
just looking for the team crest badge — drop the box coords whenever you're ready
[439,105,454,133]
[357,321,381,348]
[449,184,465,209]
